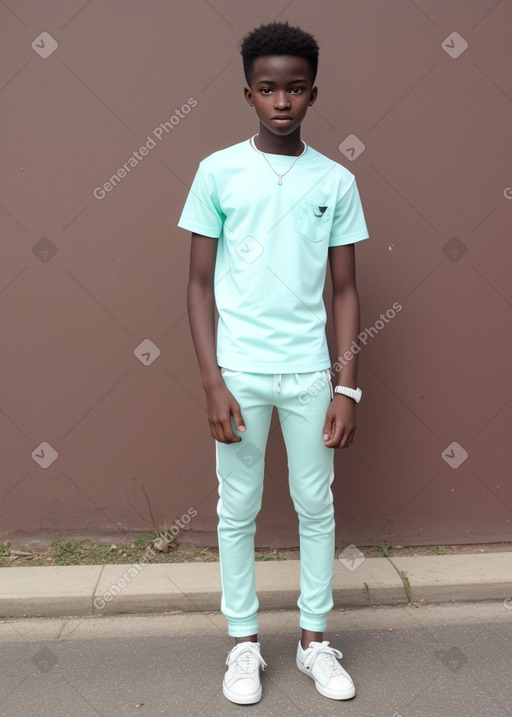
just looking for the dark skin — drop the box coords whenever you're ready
[187,55,361,649]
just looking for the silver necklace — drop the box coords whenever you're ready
[250,135,307,185]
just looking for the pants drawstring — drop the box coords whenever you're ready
[278,373,303,394]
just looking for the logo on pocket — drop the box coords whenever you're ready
[298,201,331,242]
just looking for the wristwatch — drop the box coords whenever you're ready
[334,386,362,403]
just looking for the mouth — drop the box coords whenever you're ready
[271,116,293,124]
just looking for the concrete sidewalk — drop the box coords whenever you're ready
[1,553,511,618]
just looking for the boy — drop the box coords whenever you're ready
[178,21,368,705]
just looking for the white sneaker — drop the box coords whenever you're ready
[222,641,267,704]
[296,640,355,700]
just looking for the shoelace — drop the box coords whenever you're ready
[303,641,343,676]
[227,644,267,676]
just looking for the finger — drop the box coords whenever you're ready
[322,414,334,443]
[324,420,344,448]
[337,427,350,448]
[209,414,232,444]
[209,419,223,443]
[232,405,246,433]
[338,425,356,449]
[220,414,242,443]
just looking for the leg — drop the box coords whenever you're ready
[278,373,356,701]
[277,370,335,634]
[215,371,273,639]
[301,629,324,650]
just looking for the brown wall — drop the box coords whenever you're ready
[1,0,511,547]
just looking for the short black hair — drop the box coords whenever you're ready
[240,21,319,85]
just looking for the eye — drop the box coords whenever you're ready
[260,87,273,95]
[289,87,303,94]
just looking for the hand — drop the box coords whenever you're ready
[205,381,246,443]
[322,395,356,448]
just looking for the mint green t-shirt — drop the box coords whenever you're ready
[178,138,369,373]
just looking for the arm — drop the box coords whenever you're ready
[322,243,361,449]
[187,233,246,443]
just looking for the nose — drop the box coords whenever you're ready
[274,90,290,109]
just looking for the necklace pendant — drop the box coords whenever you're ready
[277,175,283,185]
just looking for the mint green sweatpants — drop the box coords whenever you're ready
[215,369,335,637]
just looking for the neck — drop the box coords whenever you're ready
[254,125,303,156]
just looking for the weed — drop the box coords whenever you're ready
[0,541,11,567]
[255,553,285,561]
[133,531,160,547]
[51,537,81,565]
[50,535,146,566]
[380,545,412,604]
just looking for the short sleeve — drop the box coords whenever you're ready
[177,162,225,238]
[328,178,369,247]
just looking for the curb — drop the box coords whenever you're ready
[1,554,512,619]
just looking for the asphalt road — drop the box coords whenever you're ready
[0,603,510,717]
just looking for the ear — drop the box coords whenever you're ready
[244,86,255,106]
[308,86,318,107]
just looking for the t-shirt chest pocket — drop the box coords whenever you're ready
[297,200,332,243]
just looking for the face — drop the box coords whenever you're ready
[244,55,317,138]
